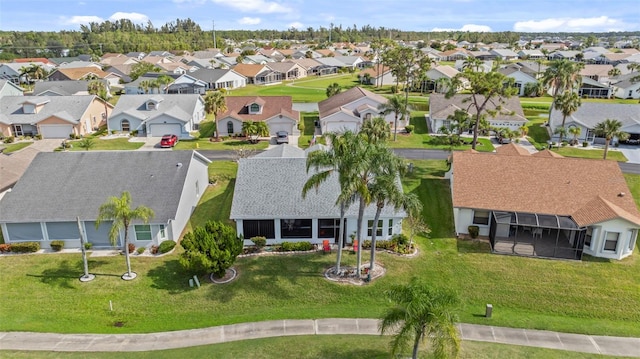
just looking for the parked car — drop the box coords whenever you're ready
[160,134,178,148]
[276,131,289,144]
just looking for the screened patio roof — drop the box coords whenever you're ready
[492,211,579,230]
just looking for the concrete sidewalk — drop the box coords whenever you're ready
[1,319,639,356]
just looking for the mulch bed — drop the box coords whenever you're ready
[323,262,386,286]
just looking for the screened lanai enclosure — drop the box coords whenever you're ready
[489,211,585,260]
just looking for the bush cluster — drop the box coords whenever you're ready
[50,240,65,252]
[158,240,176,254]
[468,225,480,239]
[404,125,415,134]
[11,241,41,253]
[136,247,145,254]
[250,236,266,248]
[3,136,15,144]
[0,243,12,253]
[361,234,412,254]
[127,243,136,253]
[84,242,93,250]
[279,241,313,252]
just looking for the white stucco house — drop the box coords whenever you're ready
[448,145,639,260]
[549,103,640,144]
[498,67,539,96]
[317,86,396,134]
[108,94,205,138]
[230,145,407,245]
[0,151,210,250]
[215,96,300,137]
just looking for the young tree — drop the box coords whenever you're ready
[542,59,584,117]
[326,82,342,98]
[204,91,227,139]
[78,137,95,151]
[378,95,408,141]
[95,191,155,280]
[405,210,430,250]
[380,278,460,359]
[553,91,581,144]
[180,220,243,277]
[593,118,629,159]
[87,80,111,132]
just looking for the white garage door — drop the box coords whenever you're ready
[40,125,73,139]
[268,122,294,136]
[150,123,182,137]
[326,122,357,133]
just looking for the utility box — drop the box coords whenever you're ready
[485,304,493,318]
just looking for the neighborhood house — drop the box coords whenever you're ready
[215,95,300,137]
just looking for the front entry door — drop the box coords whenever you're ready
[14,125,23,136]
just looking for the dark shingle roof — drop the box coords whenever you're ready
[0,151,205,223]
[0,95,96,125]
[429,93,526,122]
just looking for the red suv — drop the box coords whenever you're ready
[160,134,178,148]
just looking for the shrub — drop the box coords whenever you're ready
[362,239,372,249]
[150,245,159,255]
[582,141,589,147]
[131,130,138,136]
[128,243,136,254]
[136,247,145,254]
[50,240,65,252]
[158,240,176,254]
[11,241,40,253]
[251,236,266,248]
[390,234,412,254]
[468,225,480,239]
[280,241,313,251]
[180,220,243,277]
[0,243,11,253]
[35,134,42,140]
[297,121,305,132]
[84,242,93,250]
[405,125,415,134]
[4,136,14,144]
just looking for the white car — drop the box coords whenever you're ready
[276,131,289,144]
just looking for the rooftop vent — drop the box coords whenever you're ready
[176,162,183,168]
[618,192,625,197]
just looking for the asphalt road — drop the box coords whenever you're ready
[198,149,640,174]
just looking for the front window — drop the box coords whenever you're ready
[159,225,166,240]
[603,232,619,252]
[473,210,490,225]
[388,219,393,236]
[134,225,152,241]
[281,219,312,238]
[121,119,130,132]
[367,220,383,237]
[195,180,200,196]
[628,229,637,251]
[227,121,234,134]
[318,219,336,238]
[585,227,593,249]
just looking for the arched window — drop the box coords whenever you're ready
[121,119,130,132]
[250,103,260,113]
[364,113,372,120]
[227,121,234,135]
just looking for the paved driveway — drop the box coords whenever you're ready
[618,145,640,164]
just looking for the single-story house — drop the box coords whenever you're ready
[427,93,527,133]
[0,151,210,249]
[0,79,24,98]
[447,146,640,260]
[421,65,464,93]
[0,95,112,138]
[358,66,395,86]
[517,50,545,60]
[230,145,406,245]
[317,86,395,134]
[265,62,307,80]
[33,80,111,97]
[232,64,283,85]
[108,94,205,138]
[549,102,640,144]
[498,67,539,96]
[611,73,640,100]
[578,76,612,99]
[189,68,247,90]
[215,96,300,137]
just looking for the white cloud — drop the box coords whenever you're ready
[108,12,150,23]
[238,17,261,25]
[431,24,491,32]
[514,16,628,32]
[60,15,103,25]
[288,21,303,29]
[210,0,292,14]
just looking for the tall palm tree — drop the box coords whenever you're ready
[138,80,153,94]
[204,91,227,139]
[542,59,584,116]
[608,68,621,78]
[96,191,155,280]
[553,91,581,144]
[380,278,460,359]
[326,82,341,98]
[154,74,173,93]
[360,116,390,143]
[378,95,407,141]
[303,131,360,274]
[593,118,629,160]
[87,80,111,132]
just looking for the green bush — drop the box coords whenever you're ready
[404,125,415,133]
[280,241,313,251]
[131,130,138,137]
[468,225,480,239]
[4,136,15,144]
[362,239,372,249]
[180,220,242,277]
[50,240,65,252]
[0,243,11,253]
[136,247,145,254]
[158,240,176,254]
[251,236,267,248]
[11,241,40,253]
[297,121,305,132]
[84,242,93,250]
[582,141,589,147]
[35,134,42,140]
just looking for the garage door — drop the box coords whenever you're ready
[150,123,182,137]
[268,122,294,136]
[40,125,73,139]
[326,122,357,133]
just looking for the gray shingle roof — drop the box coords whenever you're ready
[110,94,201,122]
[318,86,387,119]
[550,102,640,129]
[0,151,205,223]
[429,93,526,122]
[230,147,404,220]
[33,80,101,96]
[0,95,96,125]
[253,144,305,158]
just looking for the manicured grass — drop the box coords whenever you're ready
[298,112,323,149]
[173,138,269,151]
[0,335,623,358]
[553,147,628,162]
[526,118,551,150]
[1,141,33,153]
[624,174,640,210]
[66,138,144,151]
[2,160,640,337]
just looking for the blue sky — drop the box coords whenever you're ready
[1,0,639,33]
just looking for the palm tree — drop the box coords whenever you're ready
[138,80,153,94]
[326,82,341,98]
[542,59,584,116]
[95,191,155,280]
[204,91,227,138]
[608,68,621,78]
[360,116,390,143]
[380,278,460,359]
[154,74,173,93]
[568,126,581,146]
[553,91,581,144]
[378,95,408,141]
[303,131,360,274]
[87,80,111,132]
[593,118,629,160]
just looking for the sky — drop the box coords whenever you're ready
[1,0,639,33]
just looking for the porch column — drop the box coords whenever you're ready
[274,219,281,241]
[312,219,318,240]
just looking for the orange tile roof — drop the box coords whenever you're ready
[232,63,266,77]
[54,67,109,80]
[451,150,640,227]
[495,143,531,156]
[532,149,564,158]
[217,96,299,122]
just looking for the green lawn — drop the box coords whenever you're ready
[0,335,624,359]
[1,141,33,153]
[174,138,269,151]
[1,160,640,337]
[66,138,144,151]
[553,147,628,162]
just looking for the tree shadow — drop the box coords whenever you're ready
[146,259,193,294]
[27,258,124,288]
[456,238,491,254]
